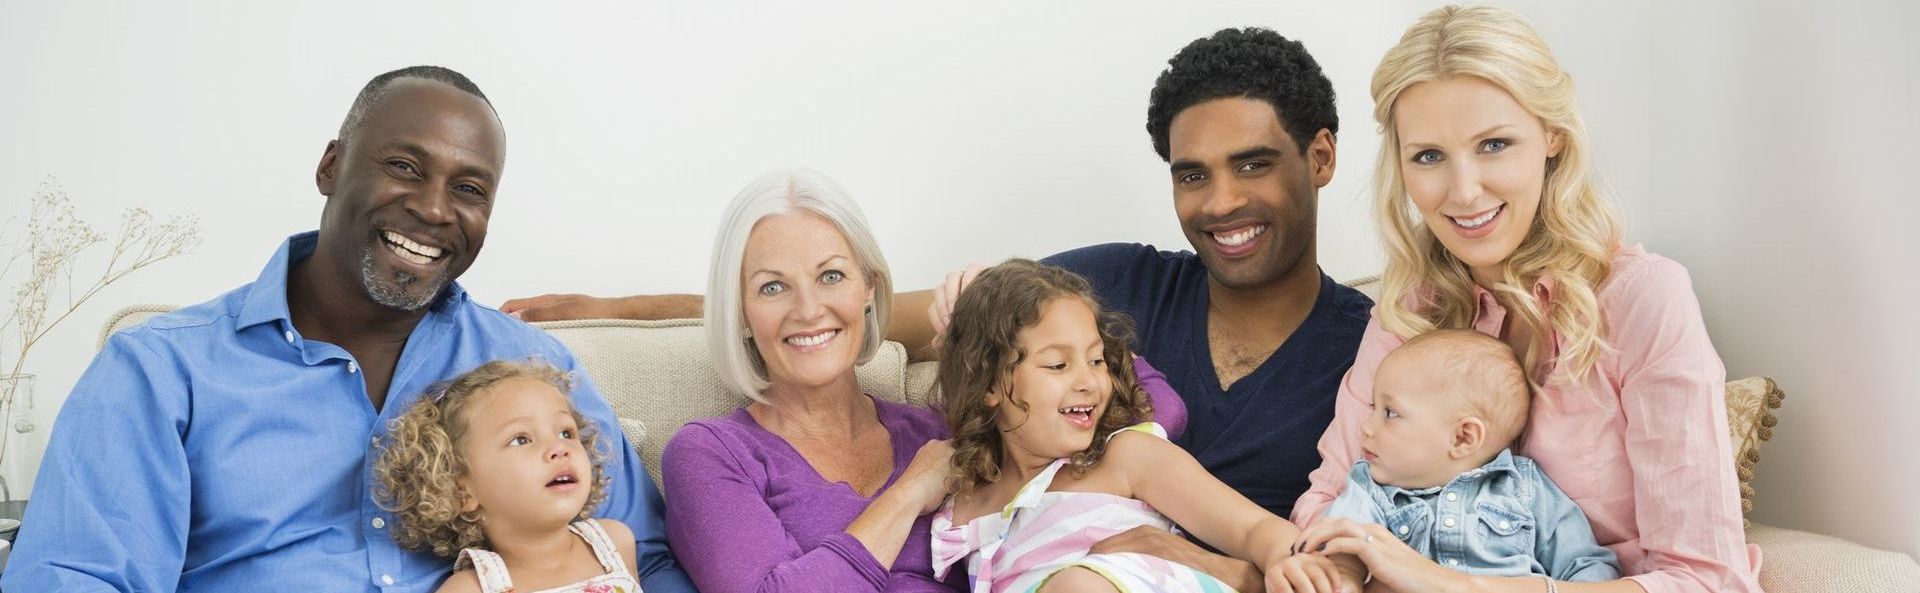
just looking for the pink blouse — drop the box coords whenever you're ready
[1292,245,1762,593]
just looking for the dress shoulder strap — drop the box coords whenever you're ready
[570,520,632,576]
[457,547,516,593]
[1106,421,1168,443]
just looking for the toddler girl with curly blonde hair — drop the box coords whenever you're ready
[376,359,641,593]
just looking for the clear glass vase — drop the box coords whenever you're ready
[0,373,32,502]
[0,373,28,544]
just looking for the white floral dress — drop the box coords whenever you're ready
[457,520,641,593]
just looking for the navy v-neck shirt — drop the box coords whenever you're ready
[1045,243,1373,517]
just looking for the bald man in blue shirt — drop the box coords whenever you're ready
[4,66,695,593]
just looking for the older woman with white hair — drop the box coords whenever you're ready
[660,170,962,593]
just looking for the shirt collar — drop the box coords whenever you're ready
[1469,275,1556,326]
[1375,448,1524,499]
[235,230,469,332]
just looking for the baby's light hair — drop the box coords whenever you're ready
[1385,330,1532,450]
[372,359,611,564]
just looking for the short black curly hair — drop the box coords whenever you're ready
[1146,28,1338,161]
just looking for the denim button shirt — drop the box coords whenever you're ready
[1325,449,1621,581]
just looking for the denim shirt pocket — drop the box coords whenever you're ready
[1472,500,1536,564]
[1382,503,1430,548]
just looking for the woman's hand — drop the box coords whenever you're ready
[893,439,954,514]
[1296,519,1468,593]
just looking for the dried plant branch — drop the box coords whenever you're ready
[0,178,200,468]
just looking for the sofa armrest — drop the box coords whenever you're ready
[1750,522,1920,592]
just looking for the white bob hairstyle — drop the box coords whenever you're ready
[705,169,894,402]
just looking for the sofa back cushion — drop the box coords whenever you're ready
[535,318,925,473]
[95,308,928,475]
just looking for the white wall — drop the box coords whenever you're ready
[1635,0,1920,559]
[1,0,1910,560]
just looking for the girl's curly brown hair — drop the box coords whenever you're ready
[939,259,1152,494]
[372,359,612,564]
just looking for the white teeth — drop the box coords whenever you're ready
[1452,207,1501,229]
[1058,406,1094,415]
[382,231,445,259]
[387,242,433,266]
[1211,225,1267,247]
[785,330,838,347]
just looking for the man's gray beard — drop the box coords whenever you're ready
[359,246,445,311]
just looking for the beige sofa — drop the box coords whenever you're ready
[98,292,1920,592]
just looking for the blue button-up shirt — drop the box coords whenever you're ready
[1325,449,1620,582]
[3,232,696,593]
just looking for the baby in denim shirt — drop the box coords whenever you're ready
[1304,329,1620,587]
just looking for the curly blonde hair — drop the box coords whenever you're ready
[1371,5,1622,386]
[938,259,1153,494]
[373,360,612,563]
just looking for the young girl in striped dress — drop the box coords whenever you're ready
[930,260,1349,593]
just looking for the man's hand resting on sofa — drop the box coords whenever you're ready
[501,293,702,322]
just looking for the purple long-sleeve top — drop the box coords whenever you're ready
[662,357,1186,593]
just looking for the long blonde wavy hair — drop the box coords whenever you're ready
[1372,5,1622,386]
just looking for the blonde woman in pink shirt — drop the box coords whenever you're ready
[1287,6,1762,593]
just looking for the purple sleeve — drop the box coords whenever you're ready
[1134,355,1186,440]
[662,423,888,593]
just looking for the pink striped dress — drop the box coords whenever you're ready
[930,424,1235,593]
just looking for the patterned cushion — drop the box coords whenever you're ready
[1724,377,1785,524]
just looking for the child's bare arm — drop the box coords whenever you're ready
[1113,430,1300,568]
[435,569,484,593]
[598,518,643,578]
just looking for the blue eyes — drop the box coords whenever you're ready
[757,270,848,297]
[1409,139,1514,166]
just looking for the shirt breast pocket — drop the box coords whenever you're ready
[1382,503,1429,546]
[1472,501,1536,562]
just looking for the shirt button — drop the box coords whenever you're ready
[1397,524,1410,535]
[1499,520,1512,530]
[1444,492,1458,502]
[1448,558,1460,566]
[283,330,295,343]
[372,517,386,529]
[382,574,395,586]
[1443,517,1457,528]
[348,361,360,374]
